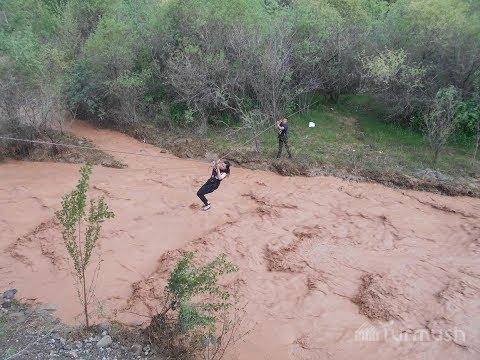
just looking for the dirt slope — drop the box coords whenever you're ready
[1,121,479,359]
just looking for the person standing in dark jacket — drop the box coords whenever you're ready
[276,118,292,159]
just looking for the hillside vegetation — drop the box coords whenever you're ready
[0,0,479,191]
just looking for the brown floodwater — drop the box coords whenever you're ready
[1,121,479,359]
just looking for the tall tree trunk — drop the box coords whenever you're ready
[198,113,208,135]
[298,93,310,114]
[78,220,89,328]
[252,121,260,152]
[433,147,440,164]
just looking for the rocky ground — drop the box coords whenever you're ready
[0,299,159,360]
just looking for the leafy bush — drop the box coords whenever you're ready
[147,252,242,359]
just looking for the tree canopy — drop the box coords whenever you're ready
[1,0,479,132]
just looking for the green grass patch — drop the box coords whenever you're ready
[208,94,479,178]
[323,95,479,176]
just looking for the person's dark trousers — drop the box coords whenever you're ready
[197,179,219,206]
[277,135,292,158]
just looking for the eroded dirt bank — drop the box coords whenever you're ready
[1,121,479,359]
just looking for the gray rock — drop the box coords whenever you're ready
[96,335,112,348]
[101,330,108,337]
[143,344,151,356]
[131,344,143,356]
[99,322,111,331]
[3,289,17,300]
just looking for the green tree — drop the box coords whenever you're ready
[361,49,427,121]
[56,164,114,327]
[424,86,461,163]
